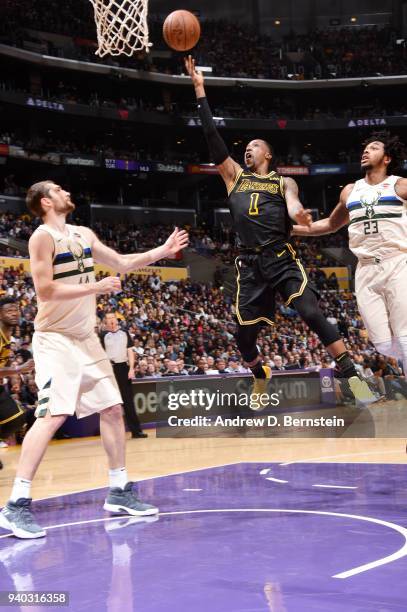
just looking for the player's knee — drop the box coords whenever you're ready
[291,294,318,326]
[100,404,123,420]
[36,412,67,433]
[296,304,323,330]
[294,302,340,346]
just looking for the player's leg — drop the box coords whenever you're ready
[13,412,68,481]
[385,254,407,375]
[79,335,158,516]
[0,332,81,539]
[290,288,349,357]
[98,403,158,516]
[274,246,377,401]
[236,321,259,367]
[234,255,273,383]
[355,259,395,355]
[0,411,67,539]
[99,403,126,470]
[287,287,377,401]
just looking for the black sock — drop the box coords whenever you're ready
[335,351,357,378]
[250,361,266,379]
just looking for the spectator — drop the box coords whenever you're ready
[272,355,285,371]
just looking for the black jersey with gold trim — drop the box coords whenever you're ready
[228,169,291,248]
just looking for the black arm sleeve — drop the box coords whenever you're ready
[197,97,229,165]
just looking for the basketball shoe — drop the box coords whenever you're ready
[0,499,46,539]
[250,366,272,410]
[348,373,380,404]
[104,482,159,516]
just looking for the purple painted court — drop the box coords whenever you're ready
[1,462,407,611]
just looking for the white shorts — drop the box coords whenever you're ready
[32,331,122,419]
[355,252,407,344]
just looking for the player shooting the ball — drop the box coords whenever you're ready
[184,54,377,405]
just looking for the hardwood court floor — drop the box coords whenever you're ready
[1,435,406,505]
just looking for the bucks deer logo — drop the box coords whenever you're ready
[360,190,381,219]
[68,240,85,273]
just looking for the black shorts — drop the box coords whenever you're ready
[235,242,318,326]
[0,390,26,437]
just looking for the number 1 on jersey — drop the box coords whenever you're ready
[249,192,260,216]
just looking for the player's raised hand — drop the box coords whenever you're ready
[295,208,313,227]
[184,55,204,87]
[163,227,189,256]
[96,276,122,294]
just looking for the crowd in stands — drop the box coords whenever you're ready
[0,209,405,443]
[0,1,406,81]
[0,209,346,269]
[3,259,407,430]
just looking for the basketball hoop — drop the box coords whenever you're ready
[89,0,152,57]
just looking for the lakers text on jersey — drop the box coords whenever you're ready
[228,169,291,248]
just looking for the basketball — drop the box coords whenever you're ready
[163,10,201,52]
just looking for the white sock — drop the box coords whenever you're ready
[109,467,128,489]
[10,477,32,502]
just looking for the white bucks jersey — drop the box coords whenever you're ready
[34,224,96,339]
[346,175,407,259]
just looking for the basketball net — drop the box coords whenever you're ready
[89,0,152,56]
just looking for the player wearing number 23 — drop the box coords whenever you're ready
[293,132,407,380]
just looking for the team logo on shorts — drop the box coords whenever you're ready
[68,240,85,272]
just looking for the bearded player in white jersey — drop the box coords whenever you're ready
[293,131,407,382]
[0,180,188,539]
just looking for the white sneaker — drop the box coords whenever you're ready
[348,375,378,405]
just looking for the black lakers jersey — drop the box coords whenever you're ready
[228,169,291,248]
[0,329,11,368]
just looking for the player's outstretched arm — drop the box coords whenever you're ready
[184,55,241,193]
[292,185,352,237]
[284,177,312,226]
[395,177,407,200]
[29,232,121,300]
[88,226,189,273]
[0,359,35,378]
